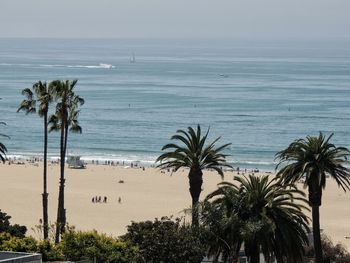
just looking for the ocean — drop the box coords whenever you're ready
[1,38,350,170]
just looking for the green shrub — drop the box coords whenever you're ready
[0,210,27,237]
[122,217,206,263]
[37,239,64,262]
[305,234,350,263]
[61,229,139,263]
[0,234,37,252]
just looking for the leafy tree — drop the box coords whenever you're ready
[205,175,310,263]
[305,234,350,263]
[0,210,27,238]
[157,125,231,226]
[121,217,206,263]
[276,132,350,263]
[49,80,84,243]
[17,81,53,239]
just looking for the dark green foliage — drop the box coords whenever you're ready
[0,210,27,237]
[305,234,350,263]
[204,175,310,263]
[60,229,139,263]
[122,217,206,263]
[37,239,64,261]
[0,232,37,253]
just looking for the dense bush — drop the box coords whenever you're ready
[0,210,27,237]
[0,232,37,253]
[61,229,139,263]
[37,239,64,262]
[305,234,350,263]
[122,217,206,263]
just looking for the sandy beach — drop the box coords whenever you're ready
[1,162,350,249]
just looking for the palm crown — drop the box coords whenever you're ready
[275,132,350,263]
[156,125,231,227]
[276,132,350,192]
[205,175,309,263]
[156,125,231,175]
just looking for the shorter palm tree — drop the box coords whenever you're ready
[276,132,350,263]
[157,125,231,226]
[205,175,310,263]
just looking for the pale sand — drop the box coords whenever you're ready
[1,162,350,249]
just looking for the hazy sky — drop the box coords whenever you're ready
[0,0,349,39]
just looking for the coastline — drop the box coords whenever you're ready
[1,161,350,249]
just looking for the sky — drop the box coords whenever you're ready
[0,0,349,39]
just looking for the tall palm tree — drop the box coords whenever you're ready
[156,125,231,226]
[0,121,8,163]
[49,80,84,243]
[205,175,309,263]
[17,81,52,240]
[275,132,350,263]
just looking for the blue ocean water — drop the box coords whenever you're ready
[1,38,350,170]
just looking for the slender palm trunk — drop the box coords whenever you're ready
[309,183,323,263]
[312,205,323,263]
[189,167,203,227]
[42,112,49,240]
[55,106,66,243]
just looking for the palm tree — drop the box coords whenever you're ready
[156,125,231,226]
[0,121,8,163]
[205,175,310,263]
[17,81,52,240]
[276,132,350,263]
[200,200,242,263]
[49,80,84,243]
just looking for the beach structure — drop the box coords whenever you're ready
[0,251,42,263]
[67,155,86,169]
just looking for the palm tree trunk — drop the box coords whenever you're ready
[312,205,323,263]
[189,168,203,227]
[42,112,49,240]
[61,121,69,230]
[309,184,323,263]
[55,107,66,243]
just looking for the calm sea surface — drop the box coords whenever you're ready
[1,38,350,170]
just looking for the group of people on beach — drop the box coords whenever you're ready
[91,196,122,204]
[92,196,107,203]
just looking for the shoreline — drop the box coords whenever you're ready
[1,160,350,249]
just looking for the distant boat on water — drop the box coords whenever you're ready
[130,53,136,63]
[99,63,114,69]
[219,74,229,78]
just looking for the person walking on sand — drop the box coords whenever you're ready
[118,197,121,204]
[103,196,107,203]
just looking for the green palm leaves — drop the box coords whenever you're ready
[276,132,350,193]
[275,132,350,263]
[204,175,309,263]
[157,125,231,226]
[157,125,231,175]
